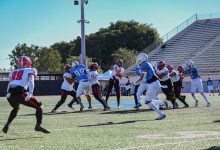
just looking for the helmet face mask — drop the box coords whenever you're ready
[136,53,148,65]
[17,56,32,68]
[187,60,194,68]
[167,64,173,72]
[157,60,165,70]
[177,65,184,73]
[72,61,79,68]
[116,59,123,67]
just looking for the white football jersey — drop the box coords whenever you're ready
[88,70,99,85]
[110,65,125,80]
[169,70,179,82]
[156,67,169,81]
[61,72,74,91]
[9,68,37,89]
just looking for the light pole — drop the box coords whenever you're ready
[74,0,89,67]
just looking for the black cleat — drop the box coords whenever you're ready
[80,105,84,112]
[67,104,74,110]
[35,125,50,134]
[134,103,142,108]
[2,125,9,134]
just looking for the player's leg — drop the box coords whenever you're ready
[68,91,77,110]
[2,96,20,134]
[174,81,189,108]
[76,82,85,111]
[197,78,211,107]
[92,84,110,110]
[51,90,68,112]
[114,79,121,108]
[105,79,114,103]
[191,79,199,107]
[19,94,50,133]
[135,83,147,108]
[145,81,166,120]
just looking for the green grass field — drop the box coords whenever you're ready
[1,94,220,150]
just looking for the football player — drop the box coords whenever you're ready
[69,61,92,111]
[167,64,189,108]
[51,64,77,112]
[2,56,50,134]
[136,53,167,120]
[105,59,127,108]
[207,77,214,96]
[155,60,177,109]
[88,63,110,111]
[185,60,211,107]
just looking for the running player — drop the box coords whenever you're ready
[2,56,50,134]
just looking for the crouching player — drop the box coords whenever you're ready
[51,64,77,112]
[2,56,50,134]
[136,53,167,120]
[88,63,110,111]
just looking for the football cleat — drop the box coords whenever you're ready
[2,125,9,134]
[156,114,166,120]
[134,103,142,108]
[35,125,50,134]
[207,103,211,107]
[67,104,74,110]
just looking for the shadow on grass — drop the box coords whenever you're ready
[99,109,152,115]
[203,146,220,150]
[213,120,220,123]
[19,109,100,116]
[78,119,148,127]
[0,136,42,141]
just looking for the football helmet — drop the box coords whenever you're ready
[177,65,184,73]
[136,53,148,65]
[166,64,173,72]
[17,56,32,68]
[116,59,123,67]
[186,60,194,68]
[157,60,166,70]
[64,64,71,70]
[72,61,79,68]
[89,63,100,70]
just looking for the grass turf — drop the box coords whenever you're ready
[0,94,220,150]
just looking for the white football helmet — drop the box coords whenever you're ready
[72,61,79,68]
[136,53,148,65]
[186,60,194,68]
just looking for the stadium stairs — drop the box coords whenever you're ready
[127,16,220,76]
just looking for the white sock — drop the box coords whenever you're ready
[148,101,164,116]
[152,99,165,106]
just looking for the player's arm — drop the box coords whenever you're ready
[156,71,168,79]
[64,76,75,84]
[135,68,147,84]
[169,71,176,77]
[25,74,35,101]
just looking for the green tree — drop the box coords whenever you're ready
[8,43,41,68]
[37,48,63,73]
[111,48,137,68]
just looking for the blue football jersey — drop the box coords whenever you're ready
[70,64,88,81]
[140,62,155,81]
[135,66,142,76]
[186,67,200,79]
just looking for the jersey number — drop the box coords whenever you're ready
[11,70,24,80]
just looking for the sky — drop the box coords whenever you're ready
[0,0,220,69]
